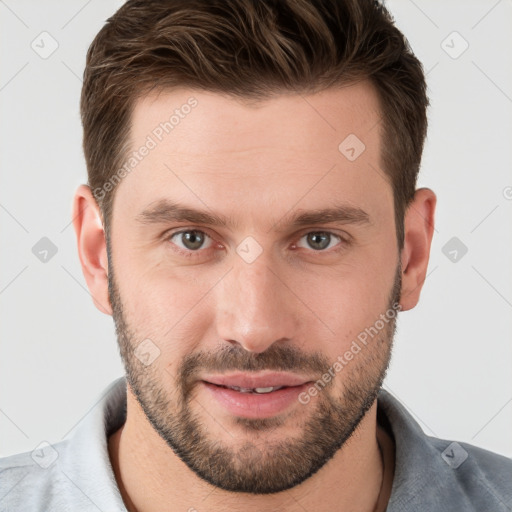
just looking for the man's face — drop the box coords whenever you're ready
[107,82,400,493]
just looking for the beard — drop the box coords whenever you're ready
[107,245,401,494]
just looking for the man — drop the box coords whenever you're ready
[1,0,511,510]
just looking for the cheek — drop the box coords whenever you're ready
[299,256,397,349]
[116,261,221,347]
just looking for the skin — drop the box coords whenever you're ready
[73,81,436,511]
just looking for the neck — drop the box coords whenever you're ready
[108,386,393,512]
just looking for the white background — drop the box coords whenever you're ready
[1,0,511,459]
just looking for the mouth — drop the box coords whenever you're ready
[210,384,288,394]
[199,372,313,419]
[202,371,310,389]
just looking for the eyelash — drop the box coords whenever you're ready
[164,228,351,258]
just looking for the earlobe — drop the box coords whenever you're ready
[72,185,113,315]
[399,188,437,311]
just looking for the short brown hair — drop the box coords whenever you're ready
[81,0,428,248]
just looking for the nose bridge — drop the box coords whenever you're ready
[215,252,297,353]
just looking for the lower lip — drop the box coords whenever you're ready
[201,381,310,419]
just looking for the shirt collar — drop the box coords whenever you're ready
[60,376,127,511]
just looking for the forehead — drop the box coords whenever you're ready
[113,82,390,228]
[130,82,382,156]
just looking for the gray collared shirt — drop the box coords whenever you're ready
[1,376,511,511]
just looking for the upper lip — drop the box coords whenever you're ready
[202,372,312,389]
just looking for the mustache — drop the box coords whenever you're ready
[179,343,331,385]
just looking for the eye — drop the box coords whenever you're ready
[295,231,344,251]
[166,229,348,258]
[168,230,214,253]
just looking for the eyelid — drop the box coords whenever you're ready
[295,228,351,242]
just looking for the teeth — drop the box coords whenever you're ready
[227,385,283,393]
[254,387,275,393]
[227,386,253,393]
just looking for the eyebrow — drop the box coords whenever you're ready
[135,199,371,230]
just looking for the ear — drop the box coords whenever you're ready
[72,185,112,315]
[399,187,437,311]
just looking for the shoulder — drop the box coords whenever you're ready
[377,389,512,511]
[428,436,512,509]
[0,377,128,512]
[0,440,80,512]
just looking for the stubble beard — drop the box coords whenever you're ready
[107,247,401,494]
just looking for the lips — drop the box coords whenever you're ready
[202,372,310,392]
[199,372,315,418]
[200,382,311,419]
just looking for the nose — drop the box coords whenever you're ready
[214,254,300,353]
